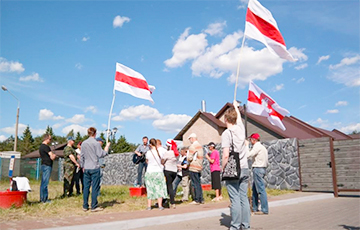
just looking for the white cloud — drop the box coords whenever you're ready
[84,106,97,113]
[113,15,130,28]
[329,54,360,70]
[0,135,7,142]
[39,109,64,121]
[328,54,360,87]
[0,58,25,73]
[272,83,284,92]
[112,105,163,121]
[19,72,43,82]
[288,47,308,62]
[204,21,227,36]
[66,114,86,124]
[53,123,64,129]
[152,114,192,133]
[326,109,339,114]
[62,124,88,136]
[296,77,305,83]
[317,55,330,65]
[0,123,44,136]
[82,37,90,42]
[339,123,360,134]
[295,63,308,70]
[308,117,329,129]
[75,63,83,70]
[335,101,348,106]
[164,28,208,68]
[237,0,248,9]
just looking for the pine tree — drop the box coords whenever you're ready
[66,129,75,138]
[19,125,34,156]
[75,132,82,143]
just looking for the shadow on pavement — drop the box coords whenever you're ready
[339,224,360,230]
[219,212,231,228]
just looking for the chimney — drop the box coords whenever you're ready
[201,100,206,112]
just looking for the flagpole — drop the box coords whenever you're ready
[234,33,247,101]
[106,89,116,144]
[244,104,248,138]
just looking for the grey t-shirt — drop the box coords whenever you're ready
[221,123,249,169]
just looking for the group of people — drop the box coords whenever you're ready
[38,100,269,229]
[39,127,110,212]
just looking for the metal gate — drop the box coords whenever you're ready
[298,137,335,192]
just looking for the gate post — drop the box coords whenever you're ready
[329,137,339,197]
[296,138,303,192]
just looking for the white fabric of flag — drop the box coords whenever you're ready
[247,81,290,130]
[244,0,297,62]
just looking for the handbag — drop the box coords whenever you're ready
[222,131,241,181]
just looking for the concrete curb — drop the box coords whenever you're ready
[39,193,334,230]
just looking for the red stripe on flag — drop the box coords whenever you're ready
[246,8,286,46]
[248,90,262,104]
[115,72,150,91]
[248,90,285,120]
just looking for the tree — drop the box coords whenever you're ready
[112,135,136,153]
[45,125,55,140]
[0,135,15,151]
[75,132,82,143]
[19,125,34,156]
[66,129,75,138]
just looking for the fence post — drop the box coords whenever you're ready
[0,158,2,179]
[329,138,339,197]
[36,158,40,180]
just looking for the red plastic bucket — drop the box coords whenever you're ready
[129,187,147,197]
[0,190,27,208]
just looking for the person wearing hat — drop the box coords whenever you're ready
[247,133,269,215]
[187,132,204,205]
[205,142,222,201]
[62,136,80,198]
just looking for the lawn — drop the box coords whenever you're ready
[0,180,293,222]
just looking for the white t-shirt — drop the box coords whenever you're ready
[146,148,164,172]
[162,150,178,173]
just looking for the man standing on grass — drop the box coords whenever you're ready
[62,136,80,198]
[247,133,269,215]
[134,136,149,187]
[39,133,56,203]
[80,127,110,212]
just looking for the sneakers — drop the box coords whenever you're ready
[254,211,268,215]
[146,207,151,211]
[159,207,165,211]
[91,207,104,212]
[82,208,89,212]
[190,201,200,205]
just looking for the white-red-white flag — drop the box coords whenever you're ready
[114,63,155,103]
[244,0,296,62]
[247,81,290,131]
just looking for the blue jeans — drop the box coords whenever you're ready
[172,175,182,196]
[40,165,52,203]
[137,161,147,186]
[190,172,203,203]
[252,167,268,214]
[83,168,101,210]
[226,168,251,230]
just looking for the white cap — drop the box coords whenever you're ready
[188,133,197,139]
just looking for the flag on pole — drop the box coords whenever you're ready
[247,81,289,130]
[114,62,155,103]
[244,0,296,62]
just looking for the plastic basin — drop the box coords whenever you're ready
[0,190,27,208]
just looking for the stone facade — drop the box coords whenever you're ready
[57,138,300,190]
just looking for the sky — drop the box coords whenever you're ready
[0,0,359,146]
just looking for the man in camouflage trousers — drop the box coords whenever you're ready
[62,136,80,197]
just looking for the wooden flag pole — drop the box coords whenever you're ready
[233,34,247,101]
[106,90,116,144]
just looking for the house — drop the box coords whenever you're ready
[23,143,67,159]
[174,102,354,146]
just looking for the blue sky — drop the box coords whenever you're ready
[0,0,359,146]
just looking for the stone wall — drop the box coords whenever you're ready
[58,138,300,190]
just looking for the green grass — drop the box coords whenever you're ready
[0,180,294,222]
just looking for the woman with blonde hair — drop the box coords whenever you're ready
[144,138,168,210]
